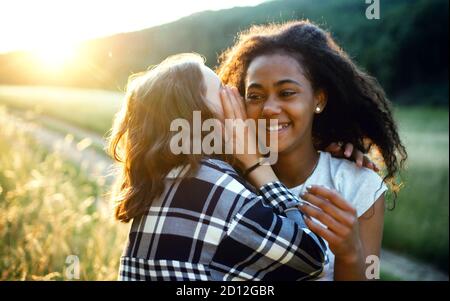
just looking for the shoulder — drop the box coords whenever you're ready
[200,158,239,176]
[190,158,256,198]
[324,152,383,184]
[167,158,254,197]
[321,152,387,217]
[164,158,256,226]
[196,158,248,185]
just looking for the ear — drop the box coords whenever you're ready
[314,89,327,114]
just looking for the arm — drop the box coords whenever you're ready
[211,180,327,281]
[358,195,385,270]
[299,185,385,280]
[334,195,384,280]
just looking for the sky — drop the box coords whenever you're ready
[0,0,267,54]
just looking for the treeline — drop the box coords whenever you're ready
[0,0,447,104]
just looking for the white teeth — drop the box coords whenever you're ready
[268,125,282,131]
[267,123,290,131]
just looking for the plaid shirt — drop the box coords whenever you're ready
[118,158,327,281]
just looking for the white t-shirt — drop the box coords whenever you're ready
[289,151,387,281]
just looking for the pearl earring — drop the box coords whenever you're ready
[315,106,321,113]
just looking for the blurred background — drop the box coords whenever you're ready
[0,0,448,280]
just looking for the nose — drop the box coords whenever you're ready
[261,95,281,118]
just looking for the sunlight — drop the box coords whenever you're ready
[31,43,78,71]
[0,0,266,54]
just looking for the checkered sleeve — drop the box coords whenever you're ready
[259,181,328,264]
[209,181,327,281]
[259,181,303,214]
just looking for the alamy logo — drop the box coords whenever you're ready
[365,0,380,20]
[65,255,80,280]
[365,255,380,279]
[170,111,279,164]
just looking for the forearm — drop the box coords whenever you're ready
[217,195,327,279]
[245,164,278,188]
[334,249,366,281]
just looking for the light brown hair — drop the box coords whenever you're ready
[108,53,215,223]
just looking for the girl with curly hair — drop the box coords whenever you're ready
[217,20,407,280]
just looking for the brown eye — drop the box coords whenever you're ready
[246,93,264,103]
[280,90,296,97]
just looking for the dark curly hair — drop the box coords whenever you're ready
[217,20,407,197]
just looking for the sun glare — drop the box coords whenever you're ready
[32,43,78,71]
[1,1,266,55]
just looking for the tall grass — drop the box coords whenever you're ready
[0,107,128,280]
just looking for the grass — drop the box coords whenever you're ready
[382,106,449,271]
[0,85,123,135]
[12,108,108,155]
[0,107,129,280]
[380,270,404,281]
[0,85,448,276]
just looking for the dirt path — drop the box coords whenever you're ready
[0,111,114,185]
[381,249,448,281]
[1,110,448,281]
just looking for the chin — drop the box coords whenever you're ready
[271,133,307,154]
[263,130,299,154]
[266,139,289,154]
[272,145,289,154]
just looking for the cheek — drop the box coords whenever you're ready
[245,104,261,119]
[286,101,314,125]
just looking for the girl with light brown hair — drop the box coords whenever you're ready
[109,53,329,280]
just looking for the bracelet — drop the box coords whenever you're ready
[243,159,263,177]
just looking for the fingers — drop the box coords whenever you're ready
[362,156,371,169]
[225,86,242,120]
[326,142,381,173]
[351,147,380,171]
[220,88,235,144]
[231,86,247,119]
[299,201,348,236]
[221,86,246,121]
[373,163,380,172]
[354,150,364,167]
[303,215,340,246]
[324,142,343,155]
[343,143,379,171]
[301,192,355,228]
[220,87,235,120]
[305,185,357,215]
[344,143,353,158]
[362,156,379,171]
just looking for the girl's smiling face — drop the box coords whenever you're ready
[245,53,327,154]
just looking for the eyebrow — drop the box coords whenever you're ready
[247,79,303,90]
[247,83,263,90]
[275,79,303,87]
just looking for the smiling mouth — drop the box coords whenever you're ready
[266,122,291,132]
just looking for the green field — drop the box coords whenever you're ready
[384,107,449,269]
[0,85,123,135]
[0,85,448,273]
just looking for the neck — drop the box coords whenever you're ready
[272,141,319,188]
